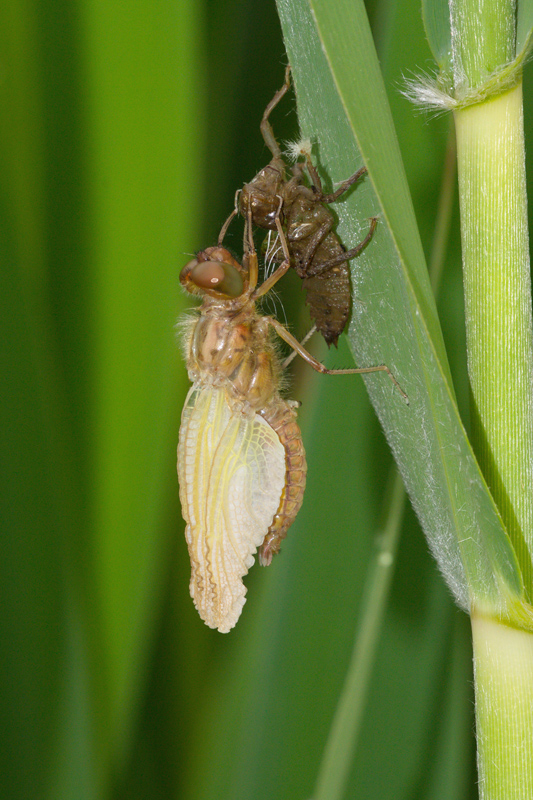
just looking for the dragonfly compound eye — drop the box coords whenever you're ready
[180,258,244,297]
[189,260,244,298]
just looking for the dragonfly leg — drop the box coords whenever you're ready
[251,198,292,299]
[260,65,291,158]
[268,314,408,401]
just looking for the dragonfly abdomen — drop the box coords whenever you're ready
[259,399,307,566]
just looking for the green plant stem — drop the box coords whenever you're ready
[313,469,406,800]
[429,122,457,296]
[450,0,515,87]
[471,611,533,799]
[454,83,533,598]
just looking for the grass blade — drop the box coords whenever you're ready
[422,0,453,69]
[277,0,523,611]
[517,0,533,53]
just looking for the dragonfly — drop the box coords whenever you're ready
[178,209,404,633]
[237,65,375,347]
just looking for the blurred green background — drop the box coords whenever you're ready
[2,0,532,798]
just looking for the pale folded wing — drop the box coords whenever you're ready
[177,385,286,632]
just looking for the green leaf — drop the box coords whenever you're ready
[421,0,453,71]
[78,0,203,761]
[276,0,523,612]
[517,0,533,55]
[0,4,71,796]
[1,0,203,794]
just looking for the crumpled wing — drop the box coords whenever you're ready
[177,385,286,632]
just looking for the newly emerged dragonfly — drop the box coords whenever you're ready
[178,211,405,633]
[238,65,375,347]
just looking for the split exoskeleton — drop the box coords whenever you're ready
[237,65,377,347]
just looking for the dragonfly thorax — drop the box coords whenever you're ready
[187,310,279,412]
